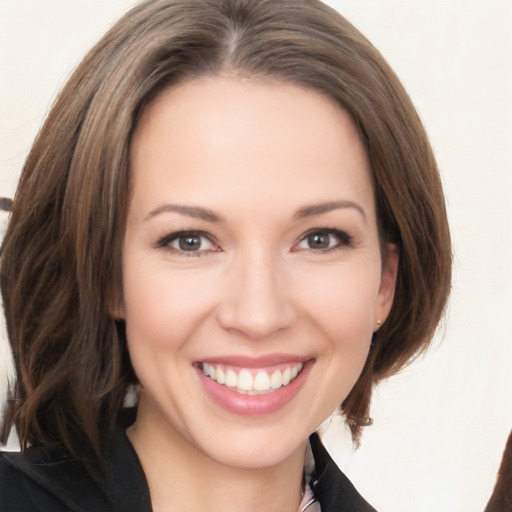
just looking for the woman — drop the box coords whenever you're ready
[0,0,451,510]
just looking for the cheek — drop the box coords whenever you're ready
[121,260,216,402]
[121,256,218,352]
[293,261,380,409]
[295,261,382,343]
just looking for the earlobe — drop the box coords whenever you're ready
[110,306,125,321]
[108,291,126,320]
[374,243,399,328]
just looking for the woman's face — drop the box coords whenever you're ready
[119,76,397,469]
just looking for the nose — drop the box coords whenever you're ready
[216,250,297,340]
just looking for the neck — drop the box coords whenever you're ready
[127,397,306,512]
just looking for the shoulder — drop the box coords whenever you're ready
[0,448,110,512]
[0,411,151,512]
[310,433,378,512]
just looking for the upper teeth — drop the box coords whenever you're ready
[202,363,303,394]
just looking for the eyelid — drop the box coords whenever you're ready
[292,227,353,252]
[155,230,221,254]
[154,227,353,255]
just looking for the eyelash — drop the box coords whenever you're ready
[155,228,353,256]
[293,228,354,253]
[155,230,218,257]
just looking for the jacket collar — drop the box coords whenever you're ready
[309,432,377,512]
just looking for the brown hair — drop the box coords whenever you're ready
[485,430,512,512]
[0,0,451,461]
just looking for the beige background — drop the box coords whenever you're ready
[1,1,511,511]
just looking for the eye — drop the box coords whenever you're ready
[156,231,218,254]
[294,229,352,252]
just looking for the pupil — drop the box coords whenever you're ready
[308,233,329,249]
[179,235,201,251]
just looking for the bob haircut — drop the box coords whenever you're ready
[1,0,451,462]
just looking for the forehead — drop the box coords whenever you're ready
[129,76,375,222]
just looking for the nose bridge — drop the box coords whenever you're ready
[217,245,295,339]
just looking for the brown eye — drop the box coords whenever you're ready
[306,233,331,249]
[294,229,352,252]
[157,231,216,253]
[178,235,203,251]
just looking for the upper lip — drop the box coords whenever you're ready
[195,354,312,368]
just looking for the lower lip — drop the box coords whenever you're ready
[196,361,313,416]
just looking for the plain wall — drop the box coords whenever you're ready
[1,1,511,511]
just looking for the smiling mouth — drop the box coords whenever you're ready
[199,362,304,395]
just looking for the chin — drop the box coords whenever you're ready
[197,431,308,470]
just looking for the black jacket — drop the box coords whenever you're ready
[0,416,377,512]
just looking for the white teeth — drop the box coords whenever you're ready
[253,371,271,391]
[225,369,237,388]
[201,362,304,393]
[216,367,225,385]
[237,370,253,391]
[270,370,282,389]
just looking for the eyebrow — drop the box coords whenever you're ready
[294,201,367,222]
[145,200,366,224]
[145,204,224,223]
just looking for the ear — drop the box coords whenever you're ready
[374,243,399,329]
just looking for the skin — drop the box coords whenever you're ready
[117,76,398,512]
